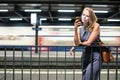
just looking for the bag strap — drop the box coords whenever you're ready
[97,38,105,46]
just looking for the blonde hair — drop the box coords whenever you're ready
[83,7,97,31]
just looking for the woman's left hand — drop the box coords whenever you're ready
[69,47,75,55]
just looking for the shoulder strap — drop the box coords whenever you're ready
[97,38,105,46]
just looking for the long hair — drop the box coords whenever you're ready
[83,7,98,32]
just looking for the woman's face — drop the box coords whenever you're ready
[81,9,90,24]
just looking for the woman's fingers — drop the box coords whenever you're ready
[70,50,74,55]
[74,21,81,27]
[74,19,81,27]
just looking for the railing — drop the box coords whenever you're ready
[0,46,120,80]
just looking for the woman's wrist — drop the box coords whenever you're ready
[73,46,76,49]
[74,26,79,29]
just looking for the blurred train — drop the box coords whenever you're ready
[0,26,120,52]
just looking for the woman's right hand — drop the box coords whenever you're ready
[74,16,81,28]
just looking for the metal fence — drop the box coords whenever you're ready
[0,46,120,80]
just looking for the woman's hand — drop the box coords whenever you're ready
[74,16,81,28]
[69,47,75,55]
[74,16,82,46]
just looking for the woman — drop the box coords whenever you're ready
[69,7,102,80]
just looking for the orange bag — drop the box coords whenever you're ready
[101,47,114,63]
[98,40,114,63]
